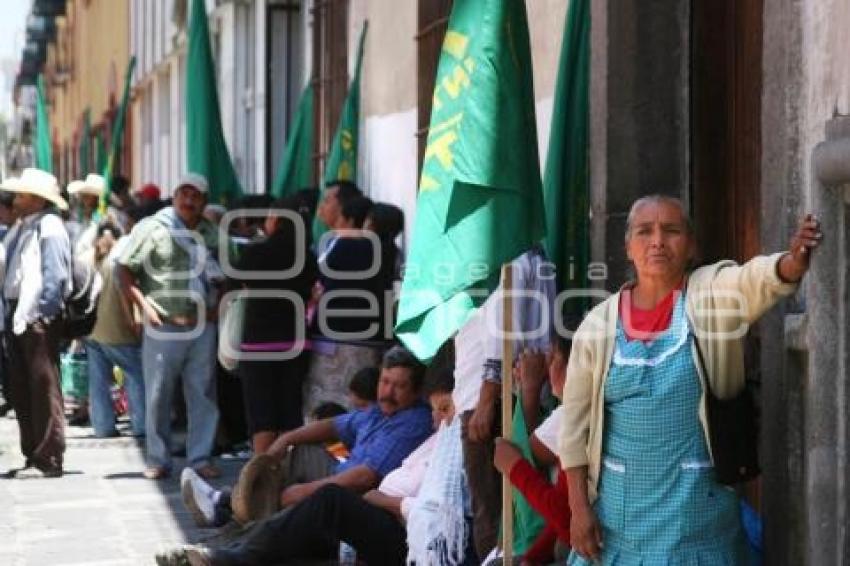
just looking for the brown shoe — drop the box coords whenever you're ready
[143,466,171,480]
[194,464,221,480]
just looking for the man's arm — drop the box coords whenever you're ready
[279,464,379,508]
[117,264,162,327]
[467,379,499,442]
[267,418,339,459]
[362,490,404,522]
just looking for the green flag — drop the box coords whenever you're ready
[186,0,244,204]
[99,56,136,214]
[35,74,53,173]
[95,130,107,176]
[271,84,315,198]
[79,108,91,176]
[313,22,368,241]
[395,0,545,361]
[510,394,546,555]
[543,0,590,303]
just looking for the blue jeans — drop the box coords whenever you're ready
[85,340,145,437]
[142,323,218,470]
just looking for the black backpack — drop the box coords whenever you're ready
[35,216,103,339]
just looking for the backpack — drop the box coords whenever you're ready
[63,258,102,339]
[35,216,103,339]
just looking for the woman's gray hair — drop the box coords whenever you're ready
[624,195,694,243]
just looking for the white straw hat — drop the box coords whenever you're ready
[2,168,67,210]
[68,174,106,197]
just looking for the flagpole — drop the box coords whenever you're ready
[501,263,514,564]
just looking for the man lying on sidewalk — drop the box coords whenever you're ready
[180,345,433,527]
[158,365,462,566]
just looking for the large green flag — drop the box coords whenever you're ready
[79,108,91,176]
[35,74,53,173]
[186,0,244,204]
[99,56,136,214]
[543,0,590,302]
[313,22,368,241]
[271,84,314,198]
[395,0,545,361]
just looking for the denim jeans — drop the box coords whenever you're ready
[142,323,218,470]
[85,339,145,437]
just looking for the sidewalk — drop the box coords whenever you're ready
[0,412,244,566]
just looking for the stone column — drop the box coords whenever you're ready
[807,114,850,564]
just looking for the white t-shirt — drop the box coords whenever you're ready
[533,405,564,457]
[378,432,438,519]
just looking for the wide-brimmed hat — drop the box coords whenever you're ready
[175,172,209,195]
[2,168,67,210]
[230,454,285,525]
[68,174,106,198]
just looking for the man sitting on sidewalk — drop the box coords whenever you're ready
[181,345,433,526]
[158,363,460,566]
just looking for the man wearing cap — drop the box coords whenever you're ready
[1,168,72,478]
[117,173,223,480]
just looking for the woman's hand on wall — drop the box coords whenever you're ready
[778,213,822,282]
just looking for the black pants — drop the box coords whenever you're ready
[215,484,408,566]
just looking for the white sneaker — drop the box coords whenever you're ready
[180,467,219,527]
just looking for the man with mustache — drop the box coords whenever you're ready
[181,345,433,526]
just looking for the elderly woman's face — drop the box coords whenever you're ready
[626,201,694,280]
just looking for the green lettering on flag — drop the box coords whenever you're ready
[395,0,546,361]
[35,74,53,173]
[271,84,315,198]
[543,0,590,305]
[186,0,244,204]
[313,22,368,242]
[99,56,136,214]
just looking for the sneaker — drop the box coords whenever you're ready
[181,467,225,528]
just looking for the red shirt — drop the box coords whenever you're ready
[508,459,571,563]
[620,284,683,342]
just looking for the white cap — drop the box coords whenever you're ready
[176,172,209,194]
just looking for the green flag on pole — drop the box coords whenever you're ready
[543,0,590,303]
[79,108,91,176]
[35,74,53,173]
[95,130,107,176]
[313,22,368,242]
[395,0,545,361]
[510,394,546,555]
[186,0,244,204]
[99,56,136,214]
[271,84,315,198]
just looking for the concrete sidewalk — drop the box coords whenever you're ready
[0,413,245,566]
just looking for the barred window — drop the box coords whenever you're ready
[311,0,349,184]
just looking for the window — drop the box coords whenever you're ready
[416,0,453,178]
[267,0,305,187]
[311,0,349,183]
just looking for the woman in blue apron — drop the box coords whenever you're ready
[560,196,822,564]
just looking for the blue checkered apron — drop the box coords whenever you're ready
[568,296,751,565]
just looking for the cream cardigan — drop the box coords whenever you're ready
[558,253,797,501]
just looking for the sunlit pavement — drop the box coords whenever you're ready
[0,413,244,566]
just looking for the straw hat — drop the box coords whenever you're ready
[2,168,67,210]
[68,174,106,198]
[230,454,286,524]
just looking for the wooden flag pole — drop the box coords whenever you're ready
[501,263,514,564]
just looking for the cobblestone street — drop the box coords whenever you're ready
[0,413,243,566]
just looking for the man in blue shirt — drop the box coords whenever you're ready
[181,345,433,527]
